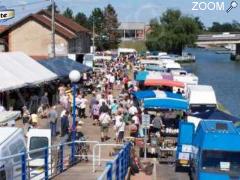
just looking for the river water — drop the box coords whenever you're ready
[183,48,240,116]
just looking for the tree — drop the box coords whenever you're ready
[75,12,89,29]
[63,7,73,20]
[47,2,60,13]
[194,17,205,31]
[88,8,104,34]
[101,4,120,50]
[88,8,105,50]
[146,9,200,54]
[208,21,240,32]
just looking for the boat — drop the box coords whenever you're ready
[171,69,199,85]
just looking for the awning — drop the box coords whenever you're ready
[190,109,240,123]
[39,57,92,78]
[0,65,26,91]
[0,52,57,92]
[135,71,173,81]
[144,98,189,110]
[133,90,184,100]
[144,79,185,88]
[0,111,21,124]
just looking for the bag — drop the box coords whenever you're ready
[92,105,100,116]
[101,123,109,128]
[130,157,139,175]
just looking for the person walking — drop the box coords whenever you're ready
[60,111,70,144]
[40,92,49,109]
[99,112,111,142]
[48,106,58,137]
[99,102,109,114]
[92,101,100,125]
[151,113,163,133]
[22,106,30,125]
[79,95,88,118]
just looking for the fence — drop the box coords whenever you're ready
[0,140,99,180]
[97,142,132,180]
[0,140,132,180]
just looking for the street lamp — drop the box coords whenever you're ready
[69,70,81,164]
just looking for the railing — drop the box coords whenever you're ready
[97,142,132,180]
[0,140,99,180]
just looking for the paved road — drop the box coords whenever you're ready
[155,163,189,180]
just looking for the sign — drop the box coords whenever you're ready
[142,114,150,128]
[182,145,192,153]
[0,7,15,22]
[178,152,190,160]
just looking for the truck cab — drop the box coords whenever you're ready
[177,120,240,180]
[0,127,26,180]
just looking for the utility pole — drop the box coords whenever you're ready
[51,0,56,58]
[92,16,95,55]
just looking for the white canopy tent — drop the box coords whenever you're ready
[0,52,58,92]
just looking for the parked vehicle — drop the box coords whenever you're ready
[177,120,240,180]
[27,129,51,180]
[83,53,94,68]
[187,85,217,113]
[0,127,26,180]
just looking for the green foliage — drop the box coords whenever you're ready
[88,5,120,51]
[146,9,200,54]
[59,4,120,51]
[75,12,89,29]
[208,21,240,32]
[194,17,205,31]
[101,4,120,50]
[47,3,60,13]
[120,41,147,52]
[63,7,74,20]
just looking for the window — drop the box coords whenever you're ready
[29,137,48,159]
[202,150,240,174]
[0,169,6,180]
[9,140,26,162]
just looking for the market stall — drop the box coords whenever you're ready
[141,97,189,162]
[39,57,92,79]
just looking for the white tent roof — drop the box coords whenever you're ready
[0,52,57,92]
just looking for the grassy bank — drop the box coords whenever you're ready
[217,103,231,114]
[119,40,147,52]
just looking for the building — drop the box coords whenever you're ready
[118,22,150,41]
[0,10,91,60]
[0,25,8,52]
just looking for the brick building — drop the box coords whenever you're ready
[118,22,150,41]
[0,10,91,60]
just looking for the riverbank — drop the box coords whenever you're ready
[184,48,240,116]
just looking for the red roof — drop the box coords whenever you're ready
[39,10,89,33]
[0,10,90,40]
[144,79,185,88]
[0,25,7,33]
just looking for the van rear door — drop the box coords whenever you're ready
[176,122,195,167]
[27,129,51,179]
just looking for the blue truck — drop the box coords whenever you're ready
[176,120,240,180]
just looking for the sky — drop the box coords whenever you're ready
[0,0,239,27]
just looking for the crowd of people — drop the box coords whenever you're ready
[53,56,143,144]
[2,54,146,146]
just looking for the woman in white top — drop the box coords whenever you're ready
[79,95,88,118]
